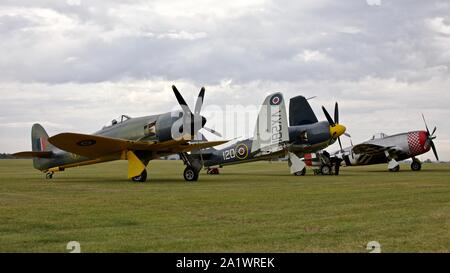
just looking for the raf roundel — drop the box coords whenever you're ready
[236,144,249,160]
[77,139,97,147]
[270,94,282,106]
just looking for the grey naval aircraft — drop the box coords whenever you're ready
[183,92,349,178]
[313,115,439,172]
[13,86,228,182]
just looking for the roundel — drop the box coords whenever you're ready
[235,144,249,160]
[270,94,282,105]
[77,139,97,147]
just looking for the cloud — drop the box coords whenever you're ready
[294,50,329,63]
[0,0,449,160]
[427,17,450,35]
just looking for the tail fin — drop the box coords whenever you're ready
[13,124,56,170]
[32,124,51,152]
[251,92,289,154]
[31,124,56,170]
[289,95,318,126]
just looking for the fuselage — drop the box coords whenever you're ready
[201,121,339,167]
[35,111,187,171]
[341,130,431,166]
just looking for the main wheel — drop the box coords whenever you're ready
[294,168,306,176]
[320,165,331,175]
[411,161,422,171]
[132,169,147,182]
[389,165,400,172]
[184,167,199,182]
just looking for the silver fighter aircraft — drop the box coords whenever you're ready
[329,115,439,172]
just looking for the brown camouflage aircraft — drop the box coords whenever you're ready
[14,86,227,182]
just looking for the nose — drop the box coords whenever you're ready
[418,131,430,151]
[330,124,346,139]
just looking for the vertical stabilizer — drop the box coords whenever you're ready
[251,93,289,154]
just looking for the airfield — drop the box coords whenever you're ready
[0,159,449,253]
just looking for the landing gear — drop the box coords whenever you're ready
[334,164,340,176]
[46,172,54,180]
[132,169,147,182]
[184,167,199,182]
[180,152,202,182]
[411,159,422,171]
[207,168,220,175]
[294,168,306,176]
[320,164,332,175]
[389,165,400,172]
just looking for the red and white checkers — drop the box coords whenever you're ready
[407,131,429,156]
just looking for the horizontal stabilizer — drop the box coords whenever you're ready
[12,151,53,158]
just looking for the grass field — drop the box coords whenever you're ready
[0,159,449,253]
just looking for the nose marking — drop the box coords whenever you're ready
[407,132,428,155]
[330,124,346,139]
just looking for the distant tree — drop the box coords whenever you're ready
[0,153,14,159]
[424,159,432,163]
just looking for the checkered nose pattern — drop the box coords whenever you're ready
[407,131,429,156]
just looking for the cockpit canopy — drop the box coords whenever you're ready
[370,132,388,140]
[103,115,131,129]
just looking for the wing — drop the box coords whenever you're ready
[12,151,53,158]
[352,144,389,155]
[352,143,408,158]
[48,133,228,158]
[48,133,134,158]
[289,95,318,126]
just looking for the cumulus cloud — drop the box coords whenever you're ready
[0,0,449,160]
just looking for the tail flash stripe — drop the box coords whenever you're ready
[40,137,46,151]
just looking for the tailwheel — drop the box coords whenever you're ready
[389,165,400,172]
[294,168,306,176]
[411,160,422,171]
[184,166,199,182]
[132,169,147,183]
[207,168,220,175]
[46,172,54,180]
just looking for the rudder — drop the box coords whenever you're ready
[31,124,55,170]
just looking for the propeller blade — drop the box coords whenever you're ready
[194,87,205,115]
[430,141,439,161]
[172,85,192,115]
[322,106,335,125]
[338,137,343,152]
[421,113,430,135]
[344,133,351,138]
[431,126,437,136]
[334,102,339,124]
[203,127,223,138]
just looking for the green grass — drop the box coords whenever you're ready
[0,159,449,253]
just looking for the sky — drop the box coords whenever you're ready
[0,0,449,161]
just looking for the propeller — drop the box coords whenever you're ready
[202,127,223,138]
[422,114,439,161]
[171,85,222,139]
[322,102,349,152]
